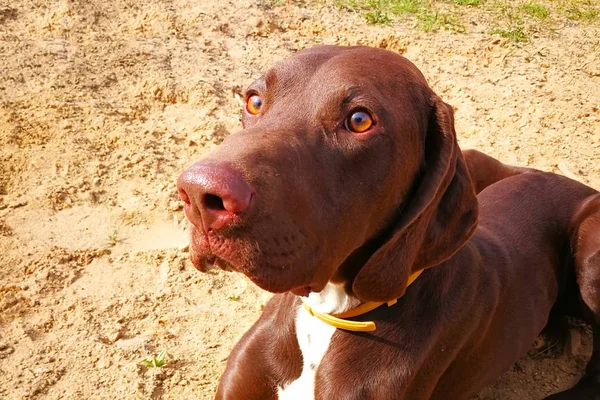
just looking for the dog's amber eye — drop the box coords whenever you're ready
[346,111,373,133]
[246,94,262,115]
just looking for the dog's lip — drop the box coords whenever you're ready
[289,277,330,296]
[189,250,216,272]
[189,227,238,270]
[189,228,321,294]
[190,251,238,273]
[290,285,312,297]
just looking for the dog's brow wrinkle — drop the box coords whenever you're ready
[246,80,266,99]
[341,86,361,105]
[264,70,277,89]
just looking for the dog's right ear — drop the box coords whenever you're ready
[352,97,479,303]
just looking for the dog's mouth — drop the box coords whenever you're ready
[195,255,235,273]
[186,220,331,295]
[189,233,323,294]
[189,226,246,275]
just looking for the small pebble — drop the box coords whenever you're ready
[108,331,122,343]
[169,200,183,211]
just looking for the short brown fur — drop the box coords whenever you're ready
[177,46,600,399]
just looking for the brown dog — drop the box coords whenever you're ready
[177,46,600,399]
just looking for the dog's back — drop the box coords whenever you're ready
[439,158,600,399]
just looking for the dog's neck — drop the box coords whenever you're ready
[299,268,424,333]
[301,282,361,315]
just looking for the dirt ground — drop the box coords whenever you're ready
[1,0,599,399]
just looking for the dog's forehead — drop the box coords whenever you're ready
[265,46,429,97]
[263,47,350,89]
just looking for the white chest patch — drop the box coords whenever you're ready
[278,283,351,400]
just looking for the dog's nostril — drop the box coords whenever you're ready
[178,162,254,231]
[178,188,191,205]
[204,193,225,211]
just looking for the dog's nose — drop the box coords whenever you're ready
[177,162,254,231]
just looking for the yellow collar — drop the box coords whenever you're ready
[301,269,423,332]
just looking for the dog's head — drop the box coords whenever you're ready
[177,46,478,302]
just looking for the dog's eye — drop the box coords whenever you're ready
[246,94,262,115]
[346,111,373,133]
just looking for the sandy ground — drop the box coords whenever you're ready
[1,0,599,399]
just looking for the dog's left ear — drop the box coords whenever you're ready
[353,97,479,302]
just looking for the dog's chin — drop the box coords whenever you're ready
[191,251,320,295]
[245,266,332,296]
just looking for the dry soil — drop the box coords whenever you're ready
[1,0,599,399]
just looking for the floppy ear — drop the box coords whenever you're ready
[352,97,479,302]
